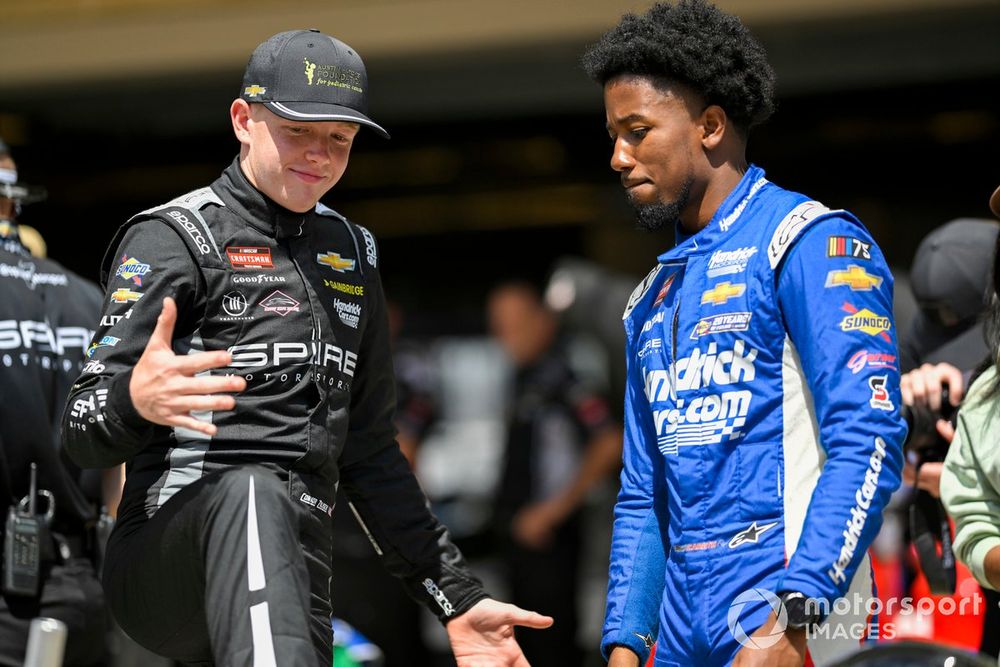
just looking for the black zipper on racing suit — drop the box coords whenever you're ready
[671,292,681,362]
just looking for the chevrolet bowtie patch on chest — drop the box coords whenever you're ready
[110,288,143,304]
[701,281,746,306]
[316,252,356,273]
[825,265,882,291]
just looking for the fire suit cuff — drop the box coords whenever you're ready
[418,566,489,624]
[967,536,1000,590]
[106,369,151,435]
[601,633,652,663]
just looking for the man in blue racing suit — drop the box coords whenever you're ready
[582,2,907,666]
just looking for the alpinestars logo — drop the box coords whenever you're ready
[729,521,778,548]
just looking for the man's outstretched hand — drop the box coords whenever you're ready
[129,297,246,436]
[446,598,553,666]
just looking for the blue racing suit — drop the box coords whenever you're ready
[602,165,906,666]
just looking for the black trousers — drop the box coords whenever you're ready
[104,465,333,666]
[0,558,108,667]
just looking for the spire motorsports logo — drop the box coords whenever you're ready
[727,588,787,650]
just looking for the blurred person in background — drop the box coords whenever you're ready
[0,138,117,665]
[582,2,906,665]
[60,29,550,666]
[930,188,1000,663]
[896,217,999,657]
[488,281,623,666]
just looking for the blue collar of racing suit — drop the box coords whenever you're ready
[658,164,769,264]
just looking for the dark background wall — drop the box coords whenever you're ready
[2,1,998,334]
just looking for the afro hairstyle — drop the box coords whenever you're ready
[582,0,776,133]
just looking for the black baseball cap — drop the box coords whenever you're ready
[901,218,999,370]
[240,29,389,139]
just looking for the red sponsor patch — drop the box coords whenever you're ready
[226,246,274,269]
[653,273,677,307]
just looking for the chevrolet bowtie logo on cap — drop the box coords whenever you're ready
[316,252,355,273]
[243,85,267,98]
[825,265,883,292]
[701,282,746,306]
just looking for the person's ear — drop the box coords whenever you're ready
[231,99,253,145]
[700,105,727,150]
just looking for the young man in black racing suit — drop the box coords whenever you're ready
[62,30,551,666]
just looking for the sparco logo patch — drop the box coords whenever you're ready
[359,227,378,267]
[226,246,274,270]
[166,210,211,255]
[422,578,455,617]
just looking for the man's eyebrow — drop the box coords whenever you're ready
[606,113,648,131]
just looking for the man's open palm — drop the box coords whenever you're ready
[446,598,553,666]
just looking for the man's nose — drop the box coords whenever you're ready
[610,138,634,172]
[305,136,333,163]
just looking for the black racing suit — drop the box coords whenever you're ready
[62,159,487,665]
[0,222,107,666]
